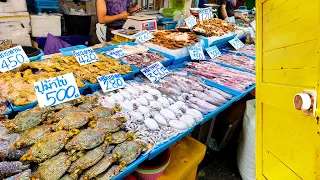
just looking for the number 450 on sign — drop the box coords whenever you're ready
[0,46,29,72]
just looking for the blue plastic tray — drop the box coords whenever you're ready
[3,105,13,115]
[199,34,237,48]
[29,49,44,62]
[112,154,148,180]
[171,55,191,65]
[59,45,87,56]
[220,49,256,60]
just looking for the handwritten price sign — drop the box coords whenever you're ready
[206,46,221,59]
[0,46,29,72]
[185,15,197,29]
[97,73,125,93]
[199,8,213,21]
[73,47,99,65]
[229,38,245,50]
[135,30,154,43]
[189,46,205,60]
[141,62,170,83]
[34,73,81,107]
[105,48,128,59]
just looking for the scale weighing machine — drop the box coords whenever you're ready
[122,15,158,31]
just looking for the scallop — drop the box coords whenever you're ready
[136,96,149,106]
[138,106,150,115]
[144,118,159,130]
[179,115,195,127]
[186,109,203,122]
[142,93,154,101]
[120,100,134,112]
[154,114,168,126]
[160,109,176,120]
[112,93,124,103]
[169,120,188,130]
[147,89,161,95]
[119,89,132,100]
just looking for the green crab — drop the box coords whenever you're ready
[68,144,108,178]
[45,106,86,124]
[55,112,95,131]
[90,106,114,118]
[60,174,74,180]
[88,117,126,133]
[96,165,123,180]
[79,153,120,180]
[5,107,51,133]
[112,141,146,165]
[110,131,136,144]
[20,130,79,163]
[65,128,109,151]
[12,125,53,149]
[33,152,72,180]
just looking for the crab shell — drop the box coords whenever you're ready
[46,107,84,124]
[90,106,113,118]
[80,154,120,180]
[112,141,145,165]
[110,131,135,144]
[65,128,107,151]
[0,161,29,178]
[20,130,77,163]
[89,118,125,133]
[12,125,53,149]
[68,144,107,177]
[96,165,122,180]
[35,152,71,180]
[60,174,74,180]
[55,112,94,131]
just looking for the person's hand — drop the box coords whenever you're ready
[119,11,129,20]
[134,5,143,12]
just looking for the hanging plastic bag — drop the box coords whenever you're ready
[237,99,256,180]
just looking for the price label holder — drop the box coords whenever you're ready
[185,15,197,29]
[97,73,125,93]
[0,46,29,72]
[105,48,128,59]
[141,62,170,83]
[206,46,221,59]
[229,37,245,50]
[250,20,256,31]
[199,8,213,21]
[188,46,205,60]
[34,73,81,107]
[226,16,236,24]
[135,30,154,43]
[73,47,99,65]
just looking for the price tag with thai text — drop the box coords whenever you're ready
[226,16,235,24]
[141,62,170,83]
[229,38,245,50]
[97,73,125,92]
[73,47,99,65]
[105,48,128,59]
[185,15,197,29]
[135,30,154,43]
[206,46,221,59]
[34,73,81,107]
[0,46,29,72]
[250,20,256,31]
[189,46,205,60]
[199,8,213,21]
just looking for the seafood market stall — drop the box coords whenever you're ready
[0,15,256,179]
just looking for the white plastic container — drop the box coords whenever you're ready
[0,12,30,32]
[31,13,62,37]
[0,0,27,13]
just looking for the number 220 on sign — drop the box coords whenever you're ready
[0,46,29,72]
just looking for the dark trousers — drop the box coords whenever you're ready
[106,26,123,41]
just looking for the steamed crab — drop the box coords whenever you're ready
[20,130,79,163]
[0,161,30,179]
[60,174,74,180]
[88,117,126,133]
[96,165,122,180]
[80,153,120,180]
[110,131,136,144]
[90,106,115,118]
[55,112,95,131]
[5,107,51,133]
[12,125,53,149]
[112,140,146,165]
[45,106,86,124]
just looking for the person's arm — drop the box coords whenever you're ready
[96,0,128,24]
[220,4,228,20]
[128,5,142,14]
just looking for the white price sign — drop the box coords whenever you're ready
[250,20,256,31]
[34,73,81,107]
[0,46,29,72]
[141,62,170,83]
[199,8,213,21]
[105,48,128,59]
[188,46,205,60]
[97,73,125,93]
[226,16,236,24]
[185,15,197,29]
[229,38,245,50]
[73,47,99,65]
[206,46,221,59]
[135,30,154,43]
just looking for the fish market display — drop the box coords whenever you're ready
[1,96,146,180]
[0,54,132,106]
[212,54,255,72]
[120,51,168,67]
[182,62,255,92]
[193,18,237,37]
[149,31,198,49]
[227,44,255,56]
[103,44,149,57]
[98,82,204,146]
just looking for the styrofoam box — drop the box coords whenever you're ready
[0,0,27,13]
[0,21,29,37]
[0,34,32,46]
[31,13,62,37]
[0,12,30,32]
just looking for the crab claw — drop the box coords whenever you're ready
[119,161,127,169]
[115,117,126,123]
[4,120,18,132]
[111,106,121,114]
[104,134,114,144]
[87,115,95,121]
[111,152,121,161]
[126,132,137,141]
[88,121,97,128]
[68,129,80,137]
[20,152,33,162]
